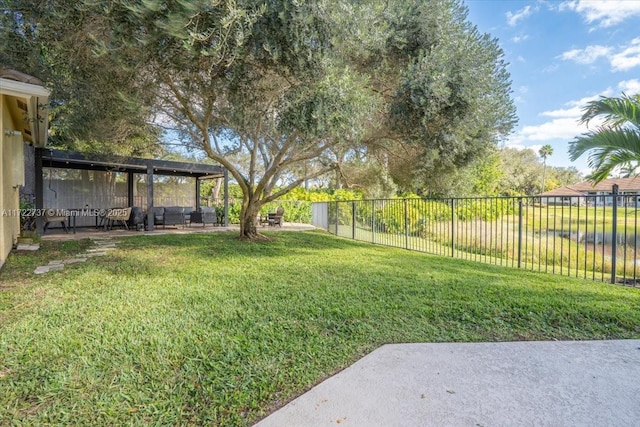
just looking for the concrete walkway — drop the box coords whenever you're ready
[255,340,640,427]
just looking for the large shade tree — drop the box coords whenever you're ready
[87,0,378,238]
[333,0,517,193]
[80,0,516,238]
[2,0,517,238]
[569,94,640,183]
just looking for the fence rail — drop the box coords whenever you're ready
[316,186,640,286]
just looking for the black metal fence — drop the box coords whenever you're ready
[319,185,640,286]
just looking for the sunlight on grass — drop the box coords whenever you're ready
[1,231,639,425]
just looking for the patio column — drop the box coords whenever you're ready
[223,169,229,226]
[146,163,154,231]
[127,172,134,207]
[35,147,44,234]
[195,178,201,211]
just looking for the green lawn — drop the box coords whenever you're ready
[1,231,639,426]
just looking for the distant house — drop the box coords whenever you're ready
[539,177,640,206]
[0,68,50,267]
[539,186,587,206]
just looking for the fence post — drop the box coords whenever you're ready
[352,201,356,240]
[517,198,523,269]
[450,199,455,257]
[403,199,409,249]
[611,184,618,284]
[335,201,340,235]
[372,200,376,244]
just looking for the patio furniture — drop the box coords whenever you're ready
[104,207,131,230]
[150,207,165,226]
[43,210,68,234]
[190,207,217,227]
[259,213,270,227]
[163,206,186,228]
[268,207,285,227]
[129,206,145,231]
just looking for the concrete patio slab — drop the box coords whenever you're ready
[254,340,640,427]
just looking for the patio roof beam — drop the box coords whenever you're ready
[40,149,225,178]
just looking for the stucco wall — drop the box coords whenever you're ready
[1,94,24,268]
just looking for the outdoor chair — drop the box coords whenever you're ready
[104,207,131,230]
[129,206,145,231]
[163,206,186,228]
[43,210,68,234]
[151,207,165,226]
[183,207,193,224]
[200,207,217,227]
[259,213,270,227]
[268,206,285,227]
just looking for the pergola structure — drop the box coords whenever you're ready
[34,148,228,233]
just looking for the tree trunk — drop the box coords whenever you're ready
[239,197,261,239]
[212,177,222,204]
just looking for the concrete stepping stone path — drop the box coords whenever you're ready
[33,237,118,274]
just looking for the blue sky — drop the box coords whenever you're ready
[465,0,640,175]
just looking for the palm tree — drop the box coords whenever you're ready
[539,144,553,192]
[568,93,640,183]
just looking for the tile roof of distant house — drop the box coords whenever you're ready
[540,187,585,197]
[537,177,640,197]
[569,177,640,192]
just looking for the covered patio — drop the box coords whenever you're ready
[34,148,229,234]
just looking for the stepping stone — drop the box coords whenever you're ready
[86,248,115,253]
[48,260,64,266]
[34,264,65,274]
[34,266,50,274]
[62,258,87,264]
[85,252,107,257]
[16,244,40,251]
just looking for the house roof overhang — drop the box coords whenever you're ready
[40,148,225,179]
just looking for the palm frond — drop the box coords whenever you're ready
[569,127,640,182]
[580,94,640,130]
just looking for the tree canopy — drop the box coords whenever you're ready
[1,0,518,238]
[0,1,162,156]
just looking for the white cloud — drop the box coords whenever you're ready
[559,45,611,64]
[511,34,529,43]
[519,117,586,141]
[618,79,640,95]
[506,5,533,27]
[559,39,640,71]
[507,91,612,149]
[561,0,640,27]
[610,38,640,71]
[563,90,613,108]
